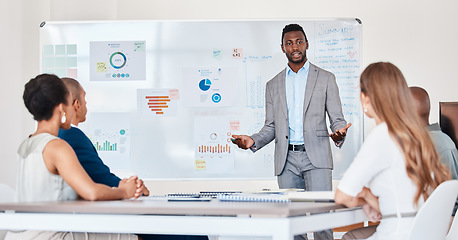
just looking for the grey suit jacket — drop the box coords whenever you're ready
[251,63,347,176]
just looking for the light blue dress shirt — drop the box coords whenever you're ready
[285,61,310,145]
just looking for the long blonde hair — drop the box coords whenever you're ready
[360,62,451,204]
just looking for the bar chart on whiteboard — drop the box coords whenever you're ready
[194,117,235,173]
[85,112,131,171]
[137,89,178,117]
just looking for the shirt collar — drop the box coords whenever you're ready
[286,60,310,75]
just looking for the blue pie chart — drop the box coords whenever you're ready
[199,79,211,91]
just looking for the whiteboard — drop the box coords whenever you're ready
[40,19,363,180]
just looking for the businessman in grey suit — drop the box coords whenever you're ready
[232,24,351,240]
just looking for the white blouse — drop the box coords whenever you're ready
[16,133,77,202]
[338,123,423,240]
[8,133,137,240]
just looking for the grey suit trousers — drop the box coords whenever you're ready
[277,150,333,240]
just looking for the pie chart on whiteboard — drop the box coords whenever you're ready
[110,52,127,69]
[199,79,211,91]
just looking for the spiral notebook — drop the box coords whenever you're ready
[216,191,335,203]
[217,193,291,203]
[168,191,242,198]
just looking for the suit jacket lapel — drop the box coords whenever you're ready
[303,64,318,114]
[277,69,288,118]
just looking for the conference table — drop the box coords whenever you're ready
[0,199,367,239]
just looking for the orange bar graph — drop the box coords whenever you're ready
[146,96,169,99]
[145,95,171,115]
[148,102,167,105]
[198,144,232,154]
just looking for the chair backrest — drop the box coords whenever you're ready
[446,210,458,240]
[0,183,14,240]
[408,180,458,240]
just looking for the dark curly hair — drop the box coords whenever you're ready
[281,24,307,44]
[23,74,69,121]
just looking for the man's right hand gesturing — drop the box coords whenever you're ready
[231,135,255,150]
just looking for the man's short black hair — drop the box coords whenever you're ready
[281,24,307,44]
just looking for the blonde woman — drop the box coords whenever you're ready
[335,62,451,240]
[6,74,141,240]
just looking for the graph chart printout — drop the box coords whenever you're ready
[182,66,239,107]
[84,113,131,172]
[137,89,179,117]
[90,41,146,81]
[194,117,235,173]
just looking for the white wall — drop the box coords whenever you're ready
[1,0,51,188]
[2,0,457,193]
